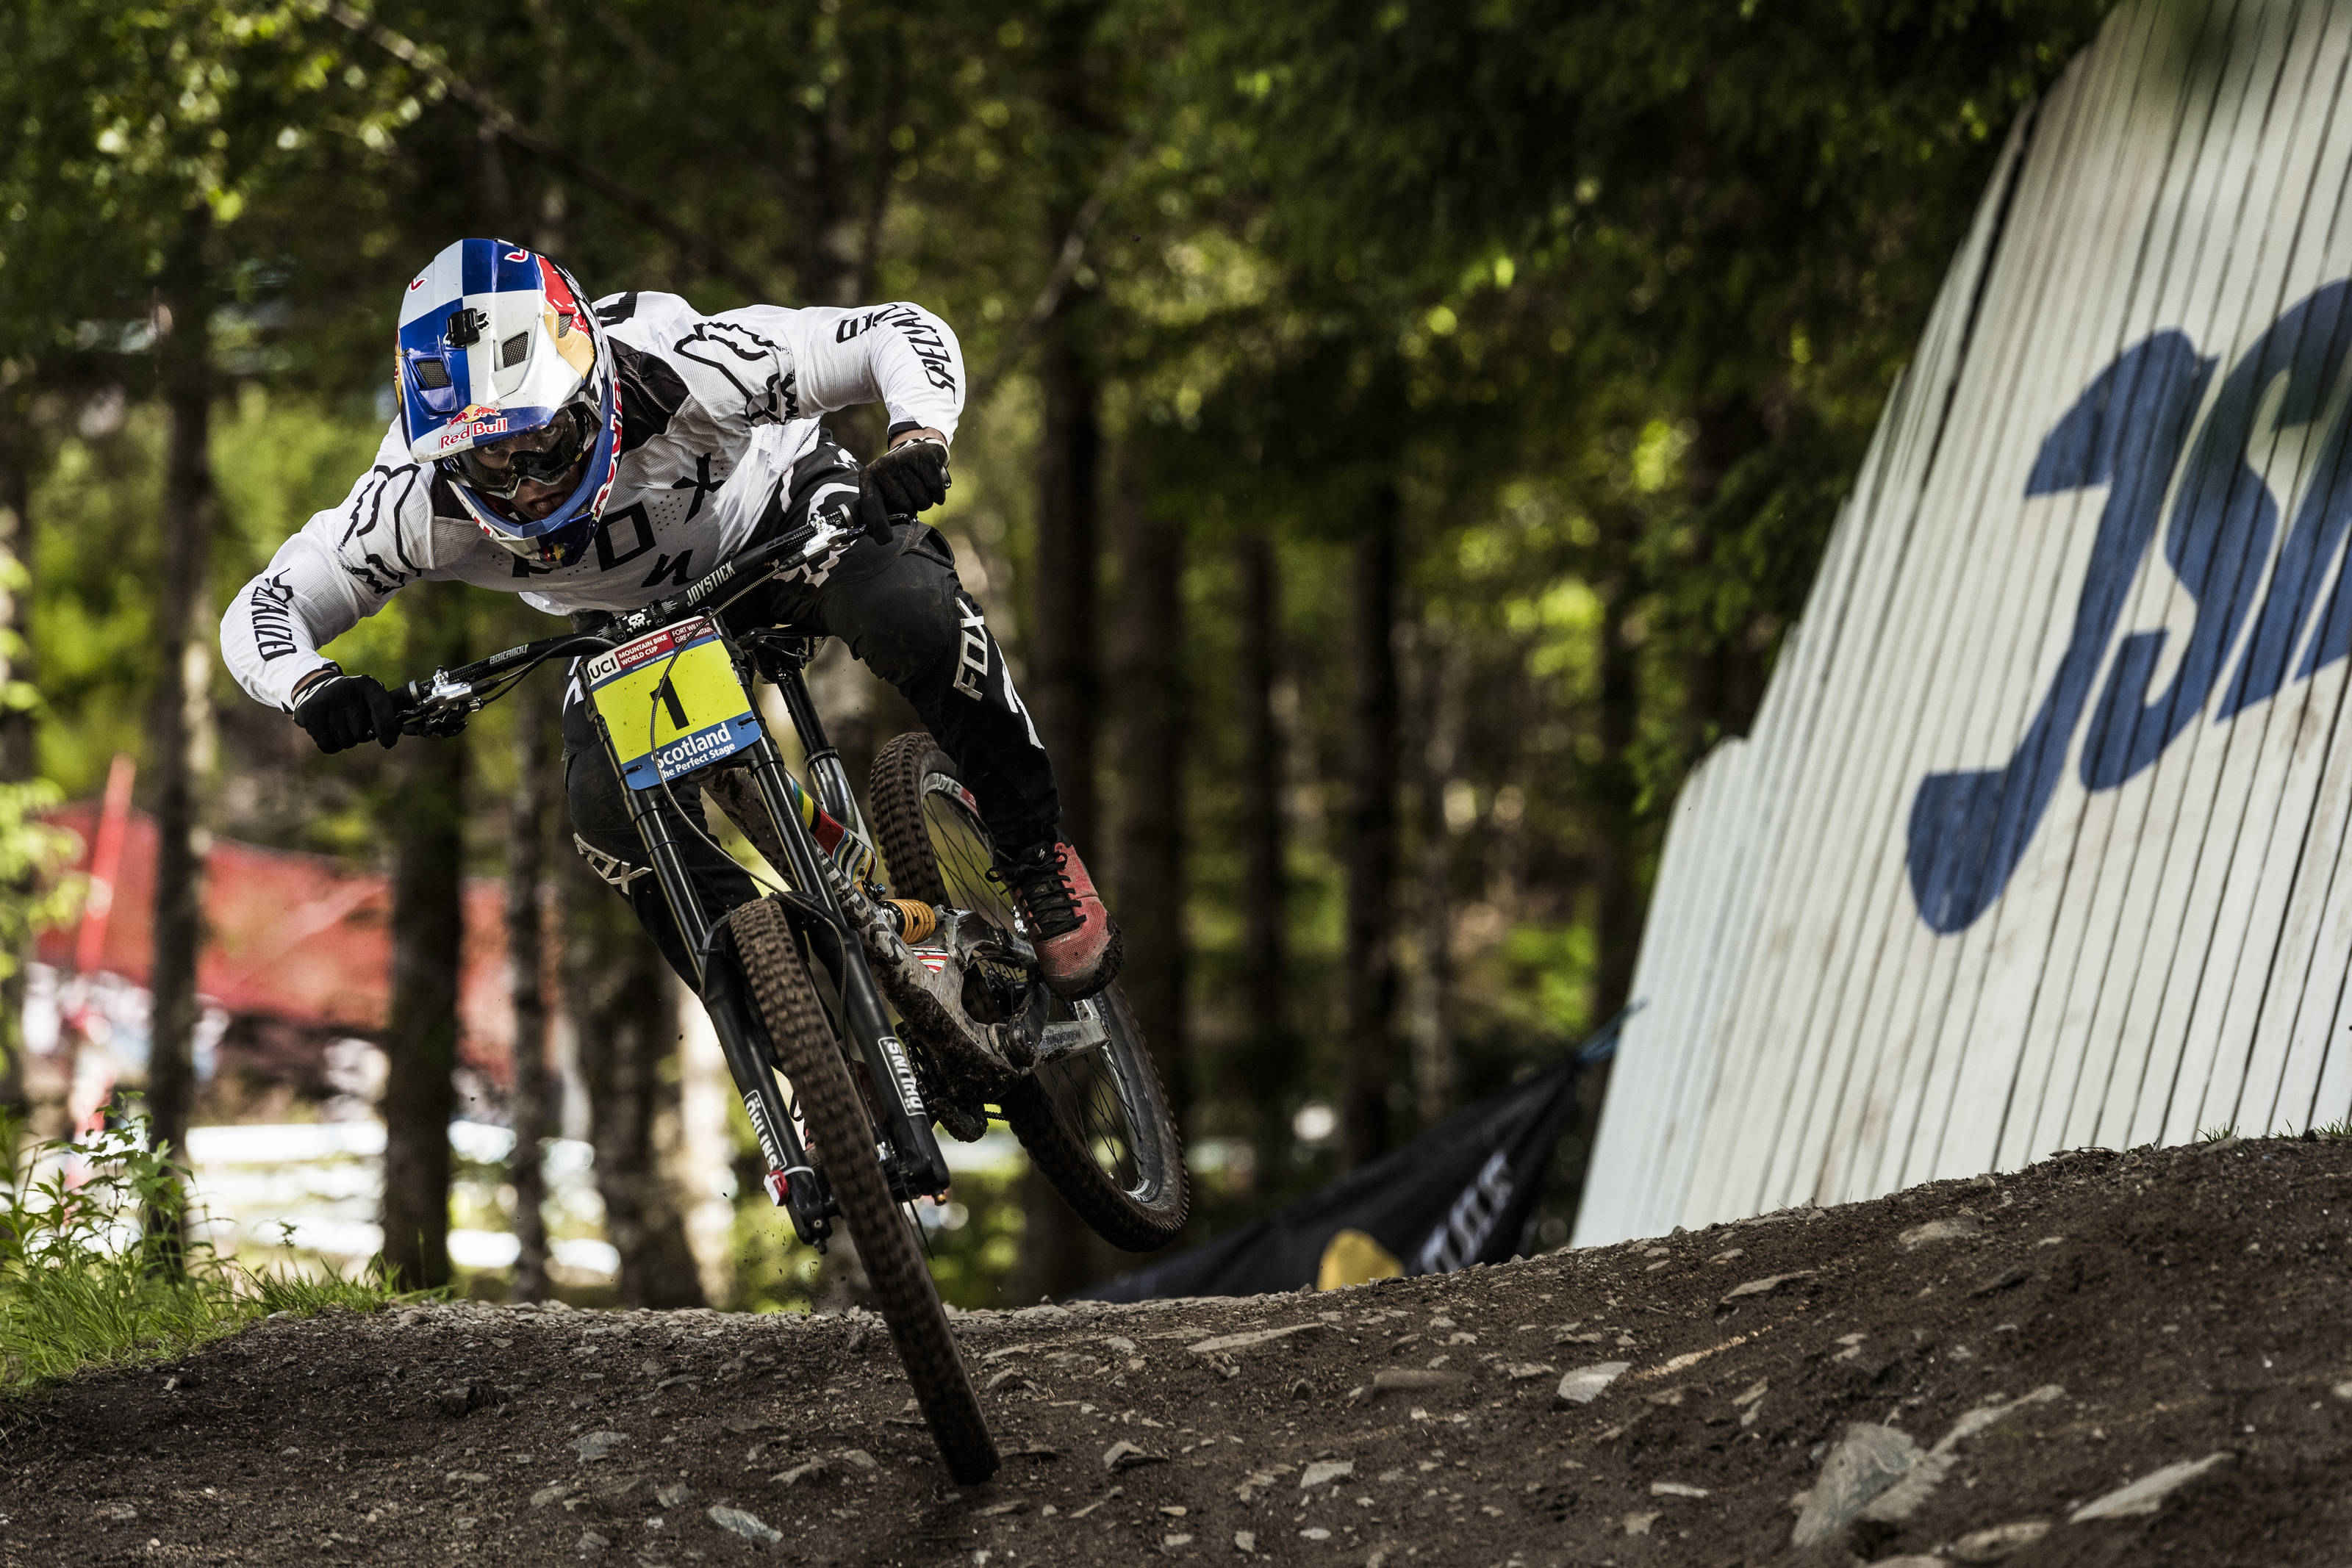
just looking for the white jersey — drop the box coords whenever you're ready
[220,290,965,711]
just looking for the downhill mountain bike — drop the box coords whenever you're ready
[389,527,1188,1484]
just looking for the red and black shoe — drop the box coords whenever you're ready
[994,838,1122,999]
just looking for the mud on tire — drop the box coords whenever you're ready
[725,896,999,1484]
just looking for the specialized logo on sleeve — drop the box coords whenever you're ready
[832,305,956,393]
[248,572,300,661]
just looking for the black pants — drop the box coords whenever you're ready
[563,438,1058,986]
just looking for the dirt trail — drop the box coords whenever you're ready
[4,1137,2349,1567]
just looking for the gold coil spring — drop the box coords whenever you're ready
[888,898,939,944]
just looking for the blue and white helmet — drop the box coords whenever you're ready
[396,238,619,567]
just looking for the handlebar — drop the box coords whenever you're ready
[390,631,606,735]
[387,525,822,735]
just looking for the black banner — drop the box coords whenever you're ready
[1078,1018,1623,1302]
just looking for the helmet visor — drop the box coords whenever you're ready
[453,402,594,500]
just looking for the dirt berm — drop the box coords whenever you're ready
[5,1137,2349,1567]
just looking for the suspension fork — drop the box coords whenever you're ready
[614,769,827,1243]
[755,664,952,1196]
[772,666,872,843]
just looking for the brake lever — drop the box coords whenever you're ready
[395,670,478,736]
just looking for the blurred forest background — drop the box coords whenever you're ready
[0,0,2112,1307]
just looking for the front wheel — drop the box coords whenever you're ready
[868,732,1189,1252]
[725,896,998,1484]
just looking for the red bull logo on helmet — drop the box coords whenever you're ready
[429,403,512,456]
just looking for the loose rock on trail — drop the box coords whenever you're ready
[4,1137,2349,1565]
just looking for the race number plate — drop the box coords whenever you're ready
[584,616,761,790]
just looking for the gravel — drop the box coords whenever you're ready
[4,1136,2345,1566]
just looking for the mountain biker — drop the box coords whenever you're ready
[218,237,1120,1003]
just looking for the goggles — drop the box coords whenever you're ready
[450,400,595,500]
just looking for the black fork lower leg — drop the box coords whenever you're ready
[620,781,827,1243]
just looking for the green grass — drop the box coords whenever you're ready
[2195,1120,2352,1143]
[0,1113,418,1391]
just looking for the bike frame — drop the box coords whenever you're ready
[397,533,954,1248]
[598,633,955,1227]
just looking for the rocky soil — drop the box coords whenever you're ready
[4,1136,2350,1567]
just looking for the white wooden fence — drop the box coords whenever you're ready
[1577,0,2352,1245]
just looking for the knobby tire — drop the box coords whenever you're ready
[725,896,999,1485]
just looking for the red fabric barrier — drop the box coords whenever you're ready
[37,803,518,1081]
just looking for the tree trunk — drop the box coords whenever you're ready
[1030,336,1102,856]
[0,370,37,1121]
[1341,488,1403,1170]
[1017,3,1110,1301]
[381,583,468,1290]
[559,851,706,1309]
[1593,574,1643,1024]
[0,374,35,785]
[144,215,215,1259]
[850,41,905,305]
[506,677,558,1301]
[1685,398,1772,755]
[1408,618,1462,1129]
[670,976,740,1306]
[1235,529,1299,1194]
[1017,306,1103,1301]
[1109,442,1189,1135]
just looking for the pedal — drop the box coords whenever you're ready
[994,985,1052,1071]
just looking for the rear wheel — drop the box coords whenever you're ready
[725,896,998,1484]
[869,732,1189,1251]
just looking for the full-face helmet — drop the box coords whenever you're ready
[395,238,619,567]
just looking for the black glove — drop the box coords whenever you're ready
[856,434,950,544]
[291,672,402,753]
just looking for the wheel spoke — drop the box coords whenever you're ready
[1040,1051,1140,1195]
